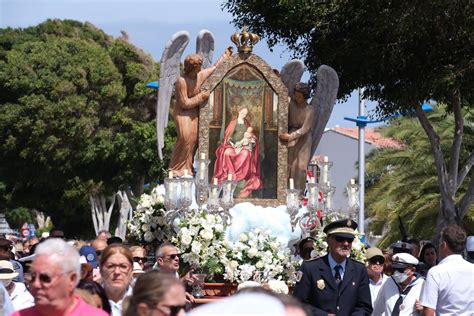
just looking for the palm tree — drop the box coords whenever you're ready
[366,105,473,246]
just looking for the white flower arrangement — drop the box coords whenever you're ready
[223,228,301,285]
[127,185,173,244]
[172,211,230,276]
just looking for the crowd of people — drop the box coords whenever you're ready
[0,221,472,316]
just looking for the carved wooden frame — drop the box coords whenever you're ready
[199,53,288,207]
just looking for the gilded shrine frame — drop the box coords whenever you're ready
[199,53,289,207]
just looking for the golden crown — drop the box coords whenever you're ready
[231,27,260,53]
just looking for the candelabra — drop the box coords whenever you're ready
[286,179,301,232]
[163,174,181,226]
[346,178,359,221]
[195,156,210,209]
[220,177,236,225]
[299,180,322,235]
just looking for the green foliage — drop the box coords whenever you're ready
[0,20,169,237]
[223,0,473,115]
[366,105,474,245]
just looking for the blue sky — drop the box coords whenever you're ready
[1,0,379,128]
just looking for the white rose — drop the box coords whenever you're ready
[205,214,216,223]
[214,223,224,232]
[141,223,150,232]
[143,231,153,242]
[191,241,202,254]
[200,229,213,240]
[239,233,248,242]
[140,195,153,208]
[180,232,192,246]
[256,261,264,269]
[248,247,259,258]
[269,241,280,251]
[230,260,239,269]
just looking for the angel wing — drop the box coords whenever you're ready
[156,31,190,159]
[196,30,215,69]
[310,65,339,155]
[280,59,305,99]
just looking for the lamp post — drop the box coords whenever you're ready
[344,95,433,236]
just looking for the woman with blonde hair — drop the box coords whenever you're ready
[123,271,186,316]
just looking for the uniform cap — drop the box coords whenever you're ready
[323,219,358,239]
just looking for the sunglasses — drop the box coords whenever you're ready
[163,253,181,260]
[393,267,407,273]
[368,258,385,265]
[334,236,354,243]
[29,272,64,286]
[133,256,145,263]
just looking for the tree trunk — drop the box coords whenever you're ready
[90,193,116,236]
[114,190,133,240]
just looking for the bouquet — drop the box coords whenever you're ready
[223,228,301,285]
[172,211,229,276]
[127,185,174,244]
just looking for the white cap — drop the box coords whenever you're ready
[466,236,474,252]
[392,252,419,268]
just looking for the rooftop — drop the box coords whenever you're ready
[327,127,403,149]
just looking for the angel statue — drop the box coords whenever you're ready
[156,30,232,177]
[279,60,339,191]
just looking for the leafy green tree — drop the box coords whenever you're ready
[365,106,474,245]
[224,0,473,238]
[0,20,171,237]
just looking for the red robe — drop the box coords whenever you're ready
[213,118,263,197]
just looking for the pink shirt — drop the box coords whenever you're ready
[11,296,108,316]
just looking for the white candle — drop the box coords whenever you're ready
[200,153,206,160]
[183,169,188,177]
[350,178,355,185]
[322,156,329,184]
[310,177,315,184]
[227,174,232,192]
[212,178,218,197]
[168,171,173,179]
[289,178,294,190]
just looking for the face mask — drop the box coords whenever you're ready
[392,270,409,284]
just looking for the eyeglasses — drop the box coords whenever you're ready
[133,256,145,263]
[162,253,181,260]
[333,236,354,243]
[103,263,131,273]
[29,271,65,286]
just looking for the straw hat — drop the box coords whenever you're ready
[0,260,19,280]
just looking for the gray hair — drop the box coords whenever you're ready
[97,230,111,239]
[34,238,81,285]
[155,242,177,258]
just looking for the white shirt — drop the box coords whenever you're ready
[372,275,424,316]
[10,282,34,311]
[369,273,389,307]
[420,254,474,315]
[109,285,133,316]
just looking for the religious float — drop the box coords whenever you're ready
[128,29,366,297]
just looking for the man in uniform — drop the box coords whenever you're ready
[293,219,372,315]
